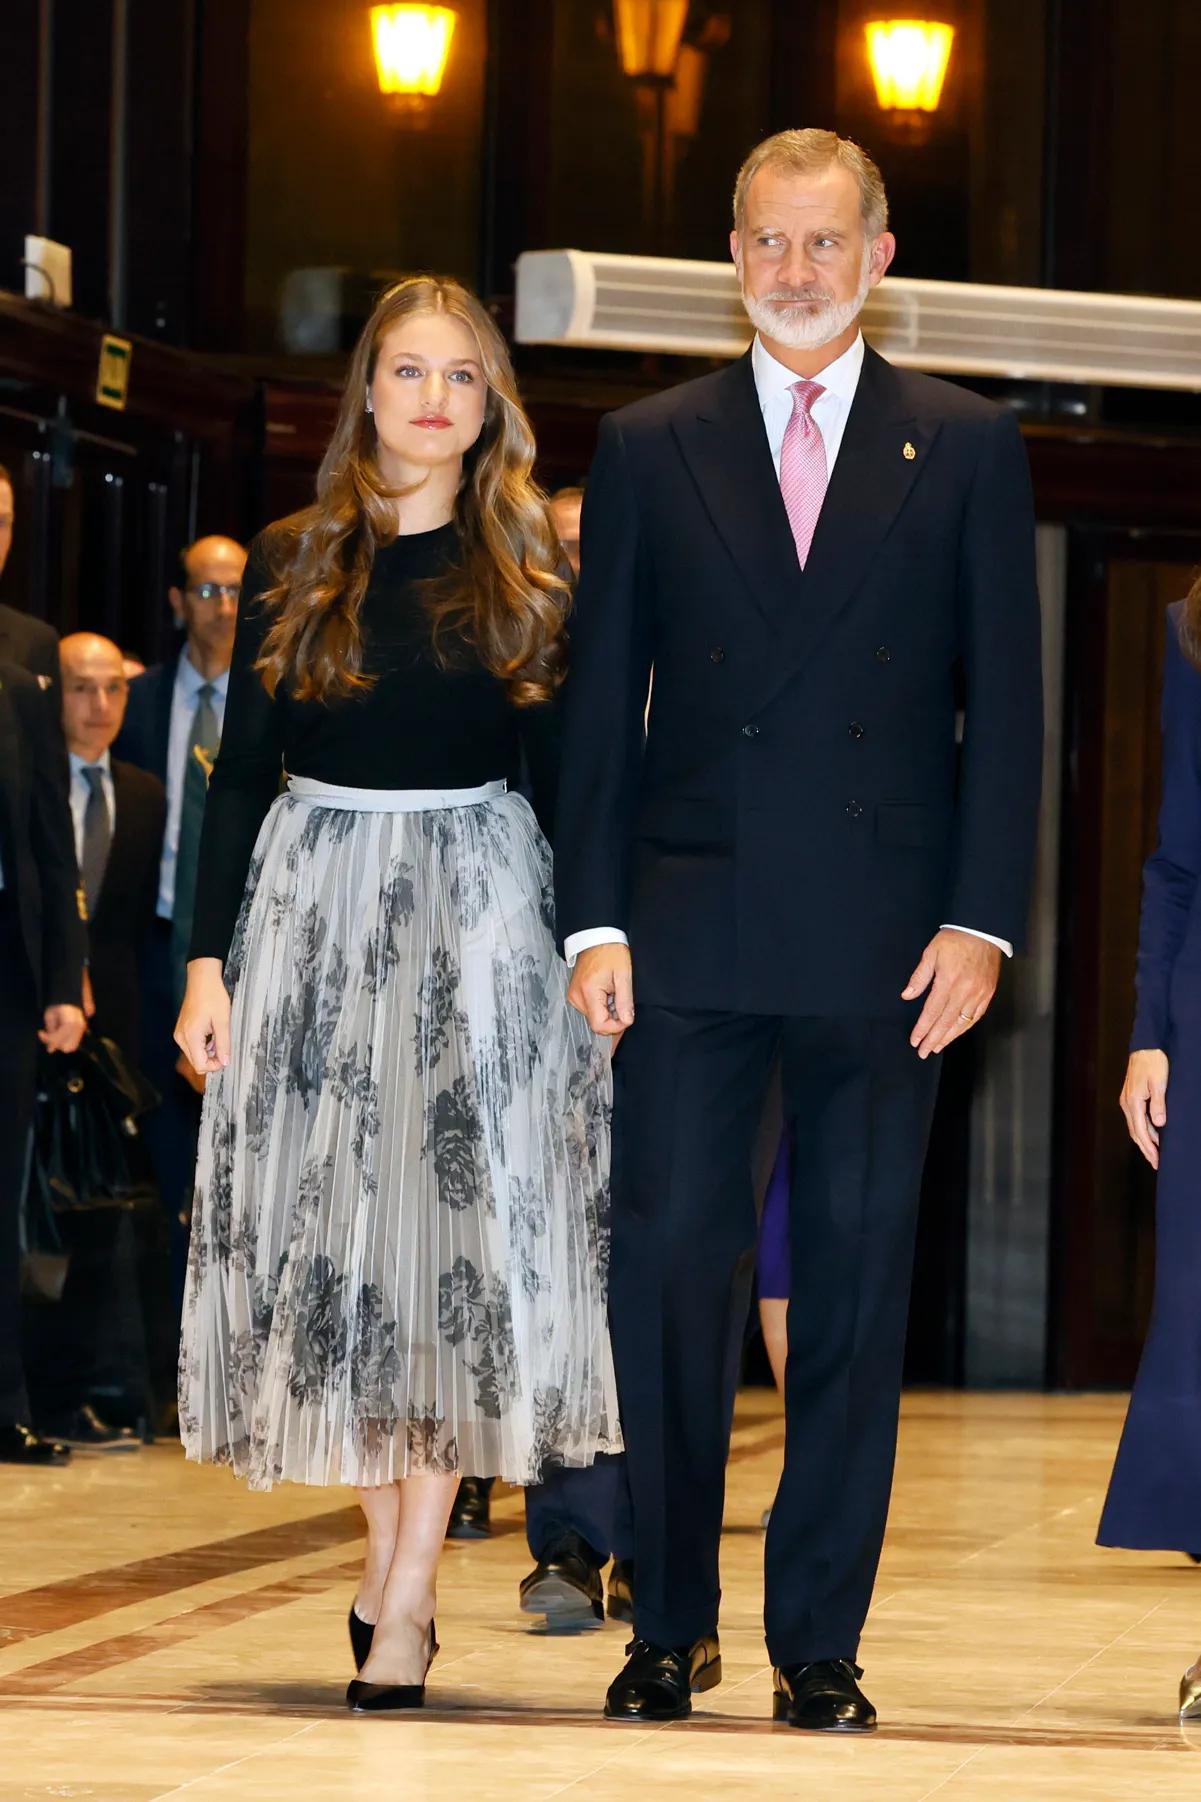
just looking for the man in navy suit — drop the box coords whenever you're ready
[114,535,246,1310]
[556,131,1043,1729]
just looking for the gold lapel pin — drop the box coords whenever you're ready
[903,440,917,460]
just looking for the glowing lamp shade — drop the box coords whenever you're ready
[865,20,955,112]
[614,0,689,80]
[371,5,457,98]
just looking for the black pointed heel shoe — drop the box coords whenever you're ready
[346,1620,439,1713]
[348,1605,375,1672]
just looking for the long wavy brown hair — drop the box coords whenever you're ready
[255,277,569,707]
[1182,576,1201,671]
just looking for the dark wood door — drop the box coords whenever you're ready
[1052,541,1199,1386]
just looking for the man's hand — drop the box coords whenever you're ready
[39,1004,87,1055]
[567,943,635,1039]
[902,928,1002,1060]
[1121,1049,1169,1169]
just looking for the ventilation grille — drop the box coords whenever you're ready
[514,250,1201,391]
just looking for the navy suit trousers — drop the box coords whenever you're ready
[610,1007,940,1665]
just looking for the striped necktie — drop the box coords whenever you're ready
[79,764,111,914]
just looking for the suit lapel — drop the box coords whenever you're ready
[0,676,24,886]
[672,354,804,634]
[95,764,134,922]
[758,345,941,704]
[152,659,176,782]
[673,344,942,693]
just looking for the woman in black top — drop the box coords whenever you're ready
[175,277,619,1711]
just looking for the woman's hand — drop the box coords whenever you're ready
[174,957,232,1078]
[1121,1049,1170,1169]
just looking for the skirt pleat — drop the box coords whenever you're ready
[178,789,621,1490]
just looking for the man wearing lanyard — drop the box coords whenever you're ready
[115,536,246,1316]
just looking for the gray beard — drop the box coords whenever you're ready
[741,258,873,351]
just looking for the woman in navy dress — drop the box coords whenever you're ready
[1098,593,1201,1717]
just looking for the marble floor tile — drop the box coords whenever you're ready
[0,1392,1194,1800]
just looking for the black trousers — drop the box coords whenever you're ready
[610,1007,940,1666]
[525,1454,635,1564]
[24,1206,124,1422]
[139,922,202,1314]
[0,898,37,1427]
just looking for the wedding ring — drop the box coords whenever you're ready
[958,1011,976,1023]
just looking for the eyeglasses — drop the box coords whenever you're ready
[187,582,241,603]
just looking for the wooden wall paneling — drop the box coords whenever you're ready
[124,0,195,342]
[479,0,555,300]
[1050,542,1197,1386]
[766,0,838,135]
[1041,0,1115,289]
[0,0,42,296]
[189,0,250,349]
[48,0,115,321]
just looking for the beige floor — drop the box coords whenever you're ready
[0,1391,1196,1800]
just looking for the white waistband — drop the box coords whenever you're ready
[287,775,508,812]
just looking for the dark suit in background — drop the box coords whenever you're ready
[113,655,199,1304]
[0,663,86,1428]
[0,603,58,686]
[555,344,1043,1665]
[24,760,170,1433]
[87,762,167,1062]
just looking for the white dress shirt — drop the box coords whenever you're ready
[158,649,229,920]
[69,748,116,867]
[563,332,1012,965]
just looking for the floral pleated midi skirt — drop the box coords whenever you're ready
[179,776,621,1491]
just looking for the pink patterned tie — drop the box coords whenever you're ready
[779,379,827,568]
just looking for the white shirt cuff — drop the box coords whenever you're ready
[942,924,1013,958]
[563,928,629,967]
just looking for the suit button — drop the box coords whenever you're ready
[710,648,725,663]
[849,721,865,739]
[876,646,891,663]
[742,723,759,739]
[846,800,863,818]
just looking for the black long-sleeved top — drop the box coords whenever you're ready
[189,523,559,962]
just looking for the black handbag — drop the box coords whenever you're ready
[25,1033,160,1226]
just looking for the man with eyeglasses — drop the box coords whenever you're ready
[115,535,247,1326]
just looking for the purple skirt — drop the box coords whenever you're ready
[757,1128,791,1300]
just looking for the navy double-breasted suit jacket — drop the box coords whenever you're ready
[554,342,1044,1017]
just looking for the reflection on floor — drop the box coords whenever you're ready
[0,1391,1196,1799]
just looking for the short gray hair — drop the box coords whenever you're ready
[733,129,889,240]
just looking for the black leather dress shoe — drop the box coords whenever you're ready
[446,1476,493,1540]
[38,1406,138,1451]
[772,1659,877,1732]
[520,1530,604,1629]
[347,1621,438,1712]
[348,1605,374,1671]
[0,1423,71,1467]
[604,1635,722,1721]
[606,1558,635,1624]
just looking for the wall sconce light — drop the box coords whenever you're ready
[371,5,457,111]
[614,0,689,81]
[865,20,954,115]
